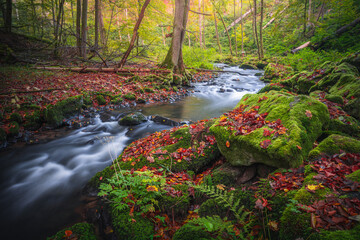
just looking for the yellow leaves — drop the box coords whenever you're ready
[146,185,159,192]
[306,183,324,191]
[216,184,226,191]
[220,116,227,122]
[268,220,279,231]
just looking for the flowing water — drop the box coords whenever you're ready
[0,65,265,239]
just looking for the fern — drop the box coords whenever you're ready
[194,184,249,223]
[190,215,233,233]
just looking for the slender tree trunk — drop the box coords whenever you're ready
[308,0,311,23]
[99,0,106,46]
[81,0,88,58]
[202,0,205,47]
[252,0,260,59]
[95,0,99,49]
[303,0,307,36]
[76,0,81,55]
[241,0,244,57]
[161,27,166,46]
[30,0,37,35]
[234,0,238,57]
[161,0,190,74]
[118,0,151,68]
[54,0,65,56]
[5,0,12,32]
[259,0,264,58]
[212,2,233,56]
[213,8,222,54]
[198,0,202,48]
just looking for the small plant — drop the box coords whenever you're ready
[123,93,136,100]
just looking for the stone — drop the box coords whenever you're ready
[151,115,180,126]
[118,112,147,126]
[210,91,330,168]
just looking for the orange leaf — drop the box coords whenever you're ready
[297,145,302,150]
[64,230,72,237]
[226,141,230,148]
[305,110,312,119]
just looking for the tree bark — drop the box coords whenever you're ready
[213,8,222,54]
[99,0,106,46]
[252,0,260,59]
[118,0,151,69]
[259,0,264,59]
[76,0,81,55]
[5,0,12,32]
[161,0,190,74]
[308,0,311,23]
[198,0,202,48]
[95,0,99,49]
[212,1,233,56]
[224,8,252,32]
[81,0,88,58]
[303,0,307,37]
[241,0,244,57]
[234,0,238,57]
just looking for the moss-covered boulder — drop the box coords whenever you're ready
[110,209,154,240]
[210,91,330,168]
[344,97,360,120]
[157,184,190,219]
[340,52,360,72]
[44,95,83,128]
[96,94,106,105]
[325,94,344,104]
[263,63,293,80]
[8,121,20,136]
[23,110,42,130]
[316,224,360,240]
[118,112,147,126]
[123,93,136,100]
[346,169,360,182]
[46,222,97,240]
[10,112,22,124]
[308,134,360,160]
[327,114,360,138]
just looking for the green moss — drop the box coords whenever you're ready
[263,63,293,80]
[144,87,154,93]
[344,97,360,120]
[327,116,360,138]
[46,222,97,240]
[123,93,136,100]
[319,61,337,75]
[118,112,147,126]
[316,224,360,240]
[210,91,330,169]
[198,198,229,219]
[158,184,190,219]
[10,112,22,124]
[308,134,360,160]
[87,166,115,190]
[136,98,146,104]
[24,110,42,130]
[332,62,359,76]
[279,206,312,240]
[111,208,154,240]
[9,121,19,136]
[83,93,92,106]
[96,94,106,105]
[172,221,213,240]
[44,95,83,128]
[329,74,360,100]
[111,97,123,104]
[0,128,6,142]
[325,94,344,104]
[346,169,360,182]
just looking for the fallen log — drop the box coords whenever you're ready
[263,5,288,30]
[187,68,248,76]
[33,66,172,74]
[224,9,252,33]
[291,41,311,54]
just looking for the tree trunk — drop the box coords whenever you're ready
[161,0,190,74]
[198,0,202,48]
[54,0,65,56]
[259,0,264,59]
[95,0,99,49]
[5,0,12,32]
[81,0,88,58]
[263,5,288,29]
[99,0,106,46]
[303,0,307,37]
[241,0,244,57]
[252,0,260,59]
[212,1,233,56]
[76,0,81,55]
[213,8,222,54]
[308,0,311,23]
[234,0,238,57]
[202,0,205,47]
[118,0,151,69]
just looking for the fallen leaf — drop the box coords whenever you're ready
[305,110,312,119]
[226,141,230,148]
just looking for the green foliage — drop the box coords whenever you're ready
[98,169,165,216]
[96,95,107,105]
[10,112,22,123]
[123,93,136,100]
[182,46,218,69]
[46,222,97,240]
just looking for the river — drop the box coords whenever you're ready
[0,65,265,239]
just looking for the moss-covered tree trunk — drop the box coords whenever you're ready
[161,0,190,75]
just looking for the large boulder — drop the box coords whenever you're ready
[210,91,330,169]
[118,112,147,126]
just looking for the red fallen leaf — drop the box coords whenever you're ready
[226,141,230,148]
[263,128,272,137]
[99,176,103,181]
[255,198,264,210]
[327,210,337,216]
[147,156,155,163]
[260,139,271,149]
[297,145,302,150]
[305,110,312,119]
[331,216,347,224]
[65,230,72,237]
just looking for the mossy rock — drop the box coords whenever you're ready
[210,91,330,169]
[279,206,313,240]
[257,83,290,94]
[44,95,83,128]
[312,73,343,92]
[198,198,230,219]
[144,87,154,93]
[263,63,293,80]
[136,98,146,104]
[172,221,213,240]
[110,208,154,240]
[96,94,107,105]
[123,93,136,100]
[83,93,92,106]
[332,62,359,76]
[346,169,360,182]
[0,128,6,143]
[118,112,147,126]
[24,110,43,131]
[308,134,360,160]
[10,112,22,123]
[282,71,318,94]
[46,222,97,240]
[315,224,360,240]
[157,184,190,219]
[319,61,337,75]
[340,52,360,72]
[344,97,360,120]
[240,63,257,70]
[329,74,360,100]
[111,97,123,104]
[87,165,115,191]
[327,115,360,138]
[325,94,344,104]
[8,121,20,136]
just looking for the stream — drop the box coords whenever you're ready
[0,65,265,240]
